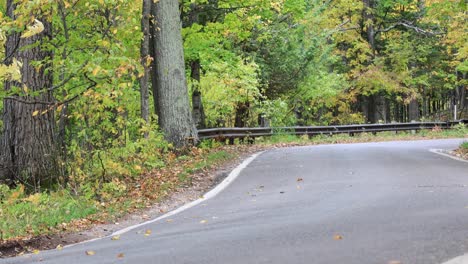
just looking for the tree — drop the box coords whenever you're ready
[1,1,59,190]
[140,0,152,133]
[151,0,198,147]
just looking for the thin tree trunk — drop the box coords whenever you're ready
[151,0,198,147]
[363,0,376,56]
[1,1,59,190]
[408,98,420,121]
[186,4,206,129]
[140,0,152,136]
[235,102,250,128]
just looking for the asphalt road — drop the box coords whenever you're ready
[3,139,468,264]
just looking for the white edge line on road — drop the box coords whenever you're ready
[429,149,468,163]
[441,254,468,264]
[62,151,265,249]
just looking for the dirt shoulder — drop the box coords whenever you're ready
[451,148,468,161]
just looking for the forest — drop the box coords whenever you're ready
[0,0,466,240]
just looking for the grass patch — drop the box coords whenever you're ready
[457,141,468,156]
[460,141,468,150]
[0,185,96,240]
[258,125,467,146]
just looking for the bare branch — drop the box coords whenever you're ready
[376,21,443,36]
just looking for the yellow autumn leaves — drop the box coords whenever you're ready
[20,19,45,39]
[0,59,22,82]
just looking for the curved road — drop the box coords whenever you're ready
[3,139,468,264]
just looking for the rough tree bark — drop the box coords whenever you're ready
[140,0,152,134]
[1,1,59,190]
[151,0,198,147]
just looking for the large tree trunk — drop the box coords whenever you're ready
[151,0,198,147]
[1,1,58,190]
[140,0,152,134]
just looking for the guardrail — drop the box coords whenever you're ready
[198,120,467,141]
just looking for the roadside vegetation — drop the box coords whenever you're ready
[455,141,468,160]
[1,125,466,243]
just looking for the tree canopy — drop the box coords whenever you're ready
[0,0,466,190]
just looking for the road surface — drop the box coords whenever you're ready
[3,139,468,264]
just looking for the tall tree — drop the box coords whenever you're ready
[140,0,152,133]
[151,0,198,147]
[1,1,59,190]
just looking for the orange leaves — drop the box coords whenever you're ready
[333,234,343,240]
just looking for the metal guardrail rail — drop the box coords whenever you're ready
[198,120,468,140]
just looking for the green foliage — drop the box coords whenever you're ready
[0,185,96,240]
[199,60,260,127]
[460,142,468,150]
[67,122,170,198]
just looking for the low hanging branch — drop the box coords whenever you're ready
[376,21,444,36]
[4,72,98,107]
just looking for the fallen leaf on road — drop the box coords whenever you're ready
[333,235,343,240]
[56,244,63,250]
[111,235,120,241]
[166,219,173,223]
[32,249,40,255]
[297,178,303,182]
[85,250,96,256]
[144,229,152,236]
[117,253,125,259]
[200,220,208,224]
